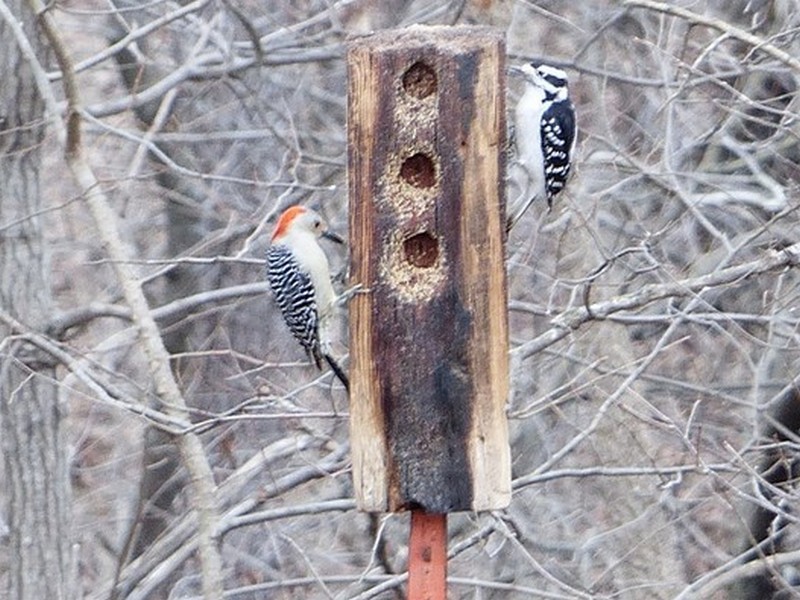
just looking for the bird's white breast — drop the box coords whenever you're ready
[283,229,336,317]
[514,85,548,201]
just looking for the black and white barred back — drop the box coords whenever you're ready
[266,244,322,368]
[541,98,576,205]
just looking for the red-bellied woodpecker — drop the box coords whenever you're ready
[266,206,349,391]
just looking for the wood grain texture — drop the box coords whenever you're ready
[347,26,510,513]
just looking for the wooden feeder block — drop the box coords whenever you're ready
[347,25,510,514]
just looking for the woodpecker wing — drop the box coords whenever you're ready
[266,245,323,368]
[540,98,576,205]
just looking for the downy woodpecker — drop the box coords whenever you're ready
[507,62,577,232]
[266,206,349,391]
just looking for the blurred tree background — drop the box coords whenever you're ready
[1,0,800,598]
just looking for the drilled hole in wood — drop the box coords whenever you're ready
[400,153,435,188]
[404,232,438,268]
[402,61,437,98]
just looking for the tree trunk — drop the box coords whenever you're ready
[0,3,76,599]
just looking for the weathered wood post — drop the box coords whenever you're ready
[347,25,510,594]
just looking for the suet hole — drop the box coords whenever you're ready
[400,153,435,188]
[402,61,437,99]
[403,232,438,268]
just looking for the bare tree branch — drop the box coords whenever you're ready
[22,0,224,596]
[675,548,800,600]
[624,0,800,74]
[513,243,800,361]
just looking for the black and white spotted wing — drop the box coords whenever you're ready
[266,244,322,368]
[541,98,576,205]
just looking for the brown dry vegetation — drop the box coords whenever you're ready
[2,0,800,598]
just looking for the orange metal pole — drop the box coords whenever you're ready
[407,510,447,600]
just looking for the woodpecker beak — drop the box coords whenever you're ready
[509,64,545,86]
[322,230,345,244]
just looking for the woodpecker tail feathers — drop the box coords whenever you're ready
[507,193,550,233]
[507,196,533,233]
[324,354,349,392]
